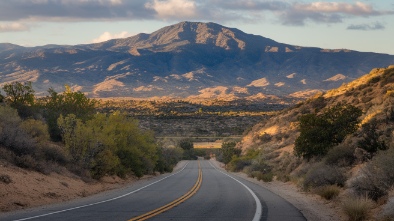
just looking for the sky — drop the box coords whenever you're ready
[0,0,393,55]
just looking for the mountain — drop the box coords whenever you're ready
[0,21,393,99]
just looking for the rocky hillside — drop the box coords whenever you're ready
[237,65,394,220]
[1,22,394,99]
[239,65,394,152]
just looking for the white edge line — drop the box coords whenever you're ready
[209,161,262,221]
[13,162,190,221]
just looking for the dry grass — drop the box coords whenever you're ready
[342,196,375,221]
[314,185,341,200]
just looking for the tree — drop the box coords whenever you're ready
[2,81,35,105]
[295,102,362,160]
[57,112,158,179]
[2,81,36,118]
[43,85,97,141]
[178,138,196,160]
[179,138,194,150]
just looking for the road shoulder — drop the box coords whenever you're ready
[210,159,345,221]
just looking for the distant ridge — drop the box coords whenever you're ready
[0,21,393,100]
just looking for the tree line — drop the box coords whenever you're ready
[0,81,183,179]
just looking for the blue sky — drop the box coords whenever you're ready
[0,0,393,54]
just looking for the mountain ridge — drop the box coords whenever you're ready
[0,21,393,99]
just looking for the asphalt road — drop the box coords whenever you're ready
[0,160,305,221]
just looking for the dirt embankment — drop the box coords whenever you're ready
[0,160,188,213]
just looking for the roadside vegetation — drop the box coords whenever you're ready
[218,66,394,221]
[0,82,181,180]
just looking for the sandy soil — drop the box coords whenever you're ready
[1,159,344,220]
[0,162,136,212]
[210,159,346,221]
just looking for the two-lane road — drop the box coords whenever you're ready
[1,160,305,221]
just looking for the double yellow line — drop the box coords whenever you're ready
[129,161,203,221]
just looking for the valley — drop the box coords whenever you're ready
[98,98,290,138]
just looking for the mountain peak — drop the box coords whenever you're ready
[101,21,276,52]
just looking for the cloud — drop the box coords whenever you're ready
[279,1,394,26]
[347,22,385,30]
[0,22,29,32]
[145,0,198,20]
[92,31,135,43]
[0,0,155,22]
[0,0,393,27]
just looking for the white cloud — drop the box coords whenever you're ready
[294,2,376,15]
[145,0,198,19]
[0,22,29,32]
[247,78,270,87]
[92,31,134,43]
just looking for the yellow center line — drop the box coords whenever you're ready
[128,161,203,221]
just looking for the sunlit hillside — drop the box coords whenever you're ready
[237,65,394,220]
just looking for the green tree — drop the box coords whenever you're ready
[178,138,196,160]
[295,103,361,160]
[2,81,35,105]
[2,81,36,118]
[179,138,194,150]
[43,85,97,141]
[58,112,158,179]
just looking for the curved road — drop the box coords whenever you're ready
[1,160,305,221]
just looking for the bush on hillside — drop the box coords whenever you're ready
[295,102,361,160]
[351,148,394,201]
[324,142,356,167]
[303,163,346,190]
[227,148,259,172]
[341,196,375,221]
[358,119,388,155]
[314,185,341,200]
[0,105,36,156]
[218,142,241,164]
[20,119,50,143]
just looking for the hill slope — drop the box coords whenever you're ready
[237,65,394,220]
[1,21,394,99]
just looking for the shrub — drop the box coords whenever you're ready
[0,110,36,156]
[250,171,272,182]
[40,144,69,165]
[314,185,341,200]
[227,149,259,172]
[303,163,346,190]
[0,174,12,184]
[324,143,356,167]
[20,119,50,143]
[227,156,252,172]
[15,155,37,170]
[341,196,374,221]
[219,142,241,164]
[260,172,274,182]
[351,148,394,201]
[358,119,388,155]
